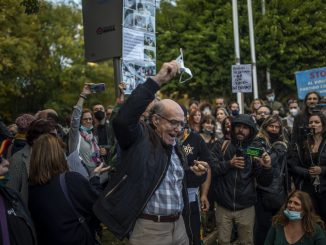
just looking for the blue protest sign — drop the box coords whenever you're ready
[295,67,326,99]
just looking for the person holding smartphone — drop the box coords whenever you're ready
[213,114,273,245]
[68,84,110,185]
[252,115,289,245]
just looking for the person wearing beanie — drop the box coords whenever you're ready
[0,139,37,245]
[5,114,35,159]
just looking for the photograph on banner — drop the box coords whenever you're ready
[146,16,155,33]
[295,67,326,100]
[144,33,155,47]
[231,64,252,93]
[122,61,155,94]
[144,2,155,16]
[134,14,147,30]
[144,48,155,61]
[124,8,135,28]
[122,63,136,93]
[124,0,137,10]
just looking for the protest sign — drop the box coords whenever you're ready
[122,0,156,94]
[231,64,252,93]
[295,67,326,100]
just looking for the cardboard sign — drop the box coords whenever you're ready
[232,64,252,93]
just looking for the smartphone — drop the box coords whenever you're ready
[236,148,245,157]
[90,83,105,93]
[245,147,264,157]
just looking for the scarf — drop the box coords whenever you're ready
[79,128,100,165]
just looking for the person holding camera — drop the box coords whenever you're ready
[213,114,273,245]
[292,91,321,144]
[288,112,326,223]
[252,115,289,245]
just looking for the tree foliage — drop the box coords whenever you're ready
[156,0,326,101]
[0,0,115,122]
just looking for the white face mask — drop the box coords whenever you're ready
[176,48,193,83]
[267,95,275,102]
[289,108,299,116]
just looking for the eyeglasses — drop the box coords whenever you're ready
[82,118,93,121]
[156,114,185,129]
[257,112,270,116]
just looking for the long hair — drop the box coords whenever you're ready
[188,108,202,131]
[256,115,285,146]
[302,112,326,162]
[272,190,325,236]
[308,112,326,137]
[301,91,321,116]
[29,134,68,185]
[250,99,265,114]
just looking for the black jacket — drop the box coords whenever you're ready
[93,78,204,243]
[213,114,273,211]
[28,172,100,245]
[0,186,37,245]
[252,137,289,196]
[288,138,326,193]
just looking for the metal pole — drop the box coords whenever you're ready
[247,0,259,99]
[232,0,244,113]
[262,0,271,90]
[113,57,122,98]
[262,0,265,14]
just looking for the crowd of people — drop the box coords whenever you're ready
[1,60,326,245]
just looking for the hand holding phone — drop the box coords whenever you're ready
[86,83,106,93]
[245,147,264,157]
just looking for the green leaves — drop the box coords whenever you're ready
[157,0,326,101]
[0,1,115,122]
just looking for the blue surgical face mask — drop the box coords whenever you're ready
[80,125,93,133]
[284,208,302,221]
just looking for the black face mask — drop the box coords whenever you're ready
[94,111,105,121]
[257,118,265,127]
[267,131,280,142]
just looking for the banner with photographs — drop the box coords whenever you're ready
[122,0,156,94]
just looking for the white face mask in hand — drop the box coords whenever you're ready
[176,48,193,83]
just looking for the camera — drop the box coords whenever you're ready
[299,126,314,138]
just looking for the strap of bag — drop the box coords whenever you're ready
[221,140,231,157]
[59,173,93,240]
[0,194,10,245]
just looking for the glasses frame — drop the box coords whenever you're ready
[156,114,185,129]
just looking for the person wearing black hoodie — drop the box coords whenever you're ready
[213,114,273,245]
